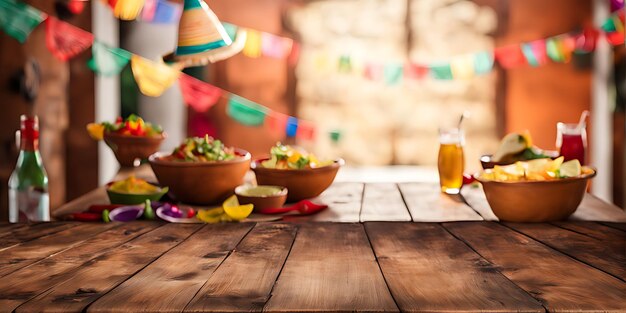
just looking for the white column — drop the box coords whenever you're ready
[122,22,186,152]
[591,0,614,203]
[93,1,120,185]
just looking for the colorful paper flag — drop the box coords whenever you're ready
[151,0,181,23]
[451,56,475,79]
[338,55,352,73]
[179,74,222,112]
[329,129,342,143]
[575,29,598,52]
[494,45,527,68]
[285,116,298,137]
[0,0,46,43]
[130,55,180,97]
[114,0,146,20]
[227,95,268,126]
[266,111,288,134]
[243,29,262,58]
[140,0,157,21]
[384,63,404,85]
[287,42,300,66]
[364,63,384,81]
[405,63,429,79]
[546,36,575,63]
[429,63,453,80]
[261,32,292,58]
[521,43,539,67]
[88,41,132,76]
[45,17,94,61]
[296,121,316,140]
[473,51,494,74]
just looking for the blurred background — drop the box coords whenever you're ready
[0,0,624,218]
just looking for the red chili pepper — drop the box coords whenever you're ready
[186,208,196,218]
[463,174,476,185]
[115,116,123,124]
[69,212,103,222]
[87,204,123,214]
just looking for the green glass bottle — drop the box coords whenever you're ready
[9,115,49,223]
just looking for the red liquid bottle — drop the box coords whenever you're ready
[556,122,587,164]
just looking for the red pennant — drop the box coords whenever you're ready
[364,63,384,80]
[575,29,598,52]
[45,17,94,61]
[288,43,300,66]
[606,31,625,45]
[266,111,288,134]
[494,45,526,69]
[296,121,316,140]
[405,63,429,79]
[179,74,222,113]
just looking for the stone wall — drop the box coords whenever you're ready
[287,0,499,171]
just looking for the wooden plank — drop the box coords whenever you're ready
[184,223,297,312]
[365,222,543,312]
[0,222,78,251]
[0,222,160,313]
[360,183,412,222]
[570,194,626,222]
[16,223,202,313]
[460,185,498,221]
[552,221,626,242]
[264,223,398,312]
[444,222,626,312]
[399,183,483,222]
[0,222,117,277]
[506,222,626,281]
[601,222,626,232]
[89,223,254,313]
[285,182,364,223]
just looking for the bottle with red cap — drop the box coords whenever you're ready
[8,115,50,223]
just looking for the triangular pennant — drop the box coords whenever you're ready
[0,0,46,43]
[546,35,575,63]
[364,63,384,81]
[140,0,157,21]
[606,31,625,45]
[521,43,539,67]
[243,29,262,58]
[266,111,289,134]
[329,129,342,143]
[405,63,429,79]
[88,41,132,76]
[179,74,222,113]
[287,42,300,66]
[575,29,598,53]
[227,95,268,126]
[114,0,146,20]
[45,17,94,61]
[429,63,453,80]
[296,121,316,140]
[450,56,475,79]
[261,32,292,58]
[384,63,404,85]
[150,0,181,23]
[473,51,494,74]
[285,116,298,137]
[130,55,180,97]
[494,45,526,68]
[338,55,352,73]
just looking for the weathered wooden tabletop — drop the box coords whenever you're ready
[4,168,626,312]
[0,220,624,313]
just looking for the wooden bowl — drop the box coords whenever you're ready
[251,158,344,202]
[235,185,288,211]
[475,169,596,222]
[104,132,165,167]
[148,149,251,205]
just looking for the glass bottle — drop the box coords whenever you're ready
[9,115,50,223]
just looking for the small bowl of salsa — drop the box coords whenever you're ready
[235,185,288,211]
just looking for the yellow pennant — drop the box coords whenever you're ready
[242,29,262,58]
[451,55,475,80]
[114,0,145,21]
[131,55,181,97]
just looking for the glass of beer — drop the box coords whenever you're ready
[438,127,464,194]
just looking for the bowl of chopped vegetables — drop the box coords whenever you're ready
[148,136,251,205]
[251,143,344,202]
[106,176,169,205]
[87,114,165,167]
[476,157,596,222]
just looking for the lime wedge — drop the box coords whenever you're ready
[559,159,582,178]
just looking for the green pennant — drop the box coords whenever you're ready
[429,63,453,80]
[384,64,404,85]
[87,41,132,76]
[546,38,565,63]
[521,43,539,67]
[601,15,617,33]
[338,55,352,73]
[473,51,494,74]
[329,129,342,143]
[0,0,46,43]
[227,95,268,126]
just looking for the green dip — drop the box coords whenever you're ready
[239,186,283,197]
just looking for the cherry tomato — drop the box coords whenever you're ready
[186,208,196,218]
